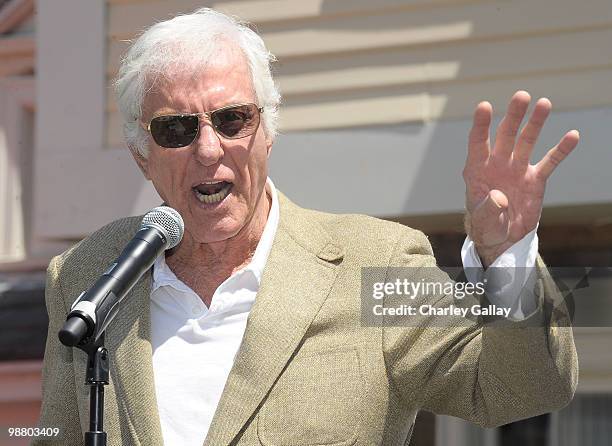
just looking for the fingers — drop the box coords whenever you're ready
[467,101,492,165]
[536,130,580,179]
[494,91,531,159]
[513,97,552,165]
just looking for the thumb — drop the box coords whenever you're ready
[468,189,510,247]
[477,189,508,215]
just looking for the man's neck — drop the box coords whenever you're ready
[164,191,272,305]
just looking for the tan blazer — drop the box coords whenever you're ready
[35,192,578,446]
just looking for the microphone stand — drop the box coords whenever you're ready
[76,333,109,446]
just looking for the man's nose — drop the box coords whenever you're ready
[193,123,223,166]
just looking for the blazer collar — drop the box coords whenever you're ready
[105,191,344,446]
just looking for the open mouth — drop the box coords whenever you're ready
[192,181,232,204]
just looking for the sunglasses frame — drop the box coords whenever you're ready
[140,102,264,148]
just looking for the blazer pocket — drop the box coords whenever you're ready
[257,347,362,446]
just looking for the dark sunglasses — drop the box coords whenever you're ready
[141,103,264,148]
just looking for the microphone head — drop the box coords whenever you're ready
[141,206,184,249]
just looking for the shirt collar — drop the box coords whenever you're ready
[152,177,280,291]
[245,177,279,283]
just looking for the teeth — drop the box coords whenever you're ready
[194,183,232,204]
[202,180,222,185]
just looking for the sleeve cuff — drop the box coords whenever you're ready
[461,224,540,320]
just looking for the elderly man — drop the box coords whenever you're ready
[36,8,578,446]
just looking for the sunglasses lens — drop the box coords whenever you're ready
[212,104,260,139]
[150,115,199,148]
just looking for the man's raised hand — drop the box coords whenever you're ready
[463,90,580,267]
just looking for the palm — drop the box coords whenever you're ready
[463,91,579,264]
[466,160,544,244]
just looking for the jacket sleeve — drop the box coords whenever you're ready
[32,256,83,445]
[382,228,578,428]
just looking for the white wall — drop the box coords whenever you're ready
[269,106,612,219]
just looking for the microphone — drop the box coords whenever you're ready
[58,206,184,347]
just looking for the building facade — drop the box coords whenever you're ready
[1,0,612,444]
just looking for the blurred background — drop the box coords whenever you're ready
[1,0,611,444]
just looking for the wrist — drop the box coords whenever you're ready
[474,243,511,268]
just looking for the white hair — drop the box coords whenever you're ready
[113,8,281,157]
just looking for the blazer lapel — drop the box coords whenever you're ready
[204,193,344,446]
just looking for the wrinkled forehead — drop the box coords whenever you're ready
[141,42,256,116]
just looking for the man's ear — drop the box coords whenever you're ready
[129,146,151,180]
